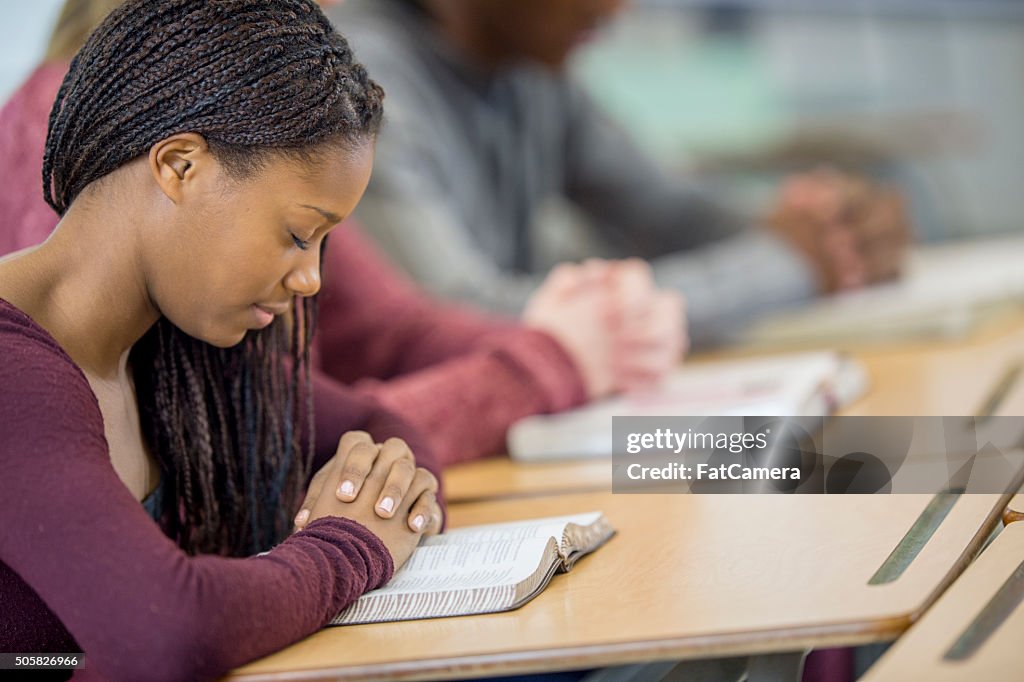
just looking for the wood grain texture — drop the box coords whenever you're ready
[862,521,1024,681]
[443,457,611,503]
[227,491,1009,681]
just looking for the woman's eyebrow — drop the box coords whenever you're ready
[299,204,341,223]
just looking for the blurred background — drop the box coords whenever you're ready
[568,0,1024,243]
[0,3,60,101]
[3,0,1021,242]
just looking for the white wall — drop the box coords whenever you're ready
[0,1,64,102]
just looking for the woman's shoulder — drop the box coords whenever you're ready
[0,298,100,428]
[0,298,78,367]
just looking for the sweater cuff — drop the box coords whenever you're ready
[295,516,395,592]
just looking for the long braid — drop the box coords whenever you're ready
[48,0,384,556]
[132,307,319,556]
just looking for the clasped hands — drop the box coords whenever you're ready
[292,431,442,568]
[768,167,911,293]
[524,258,687,399]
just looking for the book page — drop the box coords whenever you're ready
[370,538,553,594]
[423,512,603,547]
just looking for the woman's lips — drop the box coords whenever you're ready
[251,303,287,328]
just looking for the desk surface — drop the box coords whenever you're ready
[840,321,1024,418]
[229,491,1010,682]
[862,520,1024,681]
[443,457,610,504]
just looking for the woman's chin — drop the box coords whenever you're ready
[182,322,248,349]
[220,325,256,348]
[211,334,247,349]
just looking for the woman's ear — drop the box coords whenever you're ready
[148,132,211,203]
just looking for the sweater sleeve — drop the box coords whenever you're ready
[354,330,587,466]
[0,312,393,682]
[313,225,587,464]
[309,367,446,495]
[315,225,532,380]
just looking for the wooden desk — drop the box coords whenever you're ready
[862,521,1024,681]
[229,491,1011,681]
[839,322,1024,417]
[443,457,610,504]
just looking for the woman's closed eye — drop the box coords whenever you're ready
[290,232,312,251]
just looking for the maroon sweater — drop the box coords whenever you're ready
[0,298,451,681]
[0,63,587,466]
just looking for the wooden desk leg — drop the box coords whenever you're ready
[745,650,808,682]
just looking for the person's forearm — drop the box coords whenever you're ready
[563,81,750,255]
[1,387,393,681]
[651,230,818,348]
[356,329,587,466]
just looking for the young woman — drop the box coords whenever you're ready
[0,1,443,679]
[0,0,688,468]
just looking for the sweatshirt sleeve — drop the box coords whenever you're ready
[559,82,818,345]
[561,79,749,254]
[0,315,393,682]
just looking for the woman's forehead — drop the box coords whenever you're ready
[248,144,374,213]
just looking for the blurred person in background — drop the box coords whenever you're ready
[0,0,686,467]
[328,0,911,348]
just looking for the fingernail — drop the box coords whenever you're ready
[411,514,425,531]
[378,496,395,514]
[293,509,309,527]
[338,480,355,497]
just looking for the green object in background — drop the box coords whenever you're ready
[573,30,786,164]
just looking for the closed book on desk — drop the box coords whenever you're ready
[508,351,866,461]
[330,512,614,625]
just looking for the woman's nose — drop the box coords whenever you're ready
[284,254,322,298]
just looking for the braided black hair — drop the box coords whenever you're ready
[44,0,383,214]
[43,0,384,556]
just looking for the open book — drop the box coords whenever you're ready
[507,351,866,461]
[330,512,614,625]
